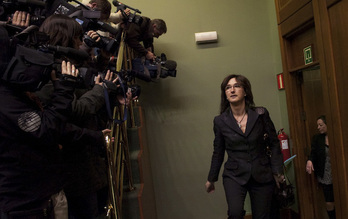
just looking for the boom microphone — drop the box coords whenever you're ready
[96,21,118,36]
[17,0,46,7]
[112,0,141,14]
[46,45,89,60]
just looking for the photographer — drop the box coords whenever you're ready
[0,56,109,218]
[76,0,119,71]
[123,16,167,60]
[0,0,46,27]
[83,0,111,22]
[1,12,115,217]
[37,13,140,218]
[81,29,116,72]
[35,14,108,218]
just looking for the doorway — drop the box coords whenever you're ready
[296,66,330,219]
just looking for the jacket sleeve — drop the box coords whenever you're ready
[308,135,317,162]
[59,123,105,149]
[207,116,226,182]
[308,134,326,178]
[71,84,105,120]
[262,108,284,175]
[17,78,76,145]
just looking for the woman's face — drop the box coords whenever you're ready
[225,78,246,105]
[317,119,327,134]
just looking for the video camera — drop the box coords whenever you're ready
[0,0,120,35]
[0,25,90,91]
[83,31,119,55]
[105,53,177,83]
[155,53,177,78]
[47,0,121,54]
[112,0,142,25]
[47,0,118,35]
[0,0,47,26]
[129,53,177,82]
[76,67,141,99]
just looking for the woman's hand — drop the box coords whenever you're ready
[95,70,119,93]
[306,160,314,174]
[205,181,215,193]
[102,129,112,136]
[12,11,30,27]
[86,30,101,43]
[61,61,79,77]
[273,174,285,188]
[102,129,114,145]
[105,70,118,83]
[117,87,138,106]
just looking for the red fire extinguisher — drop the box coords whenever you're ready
[278,128,291,162]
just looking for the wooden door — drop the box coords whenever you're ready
[297,66,329,219]
[274,0,348,218]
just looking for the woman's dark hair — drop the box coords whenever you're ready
[317,115,326,124]
[219,74,254,114]
[39,14,83,48]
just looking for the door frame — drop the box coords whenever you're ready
[275,0,347,218]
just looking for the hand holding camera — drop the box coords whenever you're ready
[11,11,30,27]
[61,61,79,78]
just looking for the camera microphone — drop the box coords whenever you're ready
[17,0,46,7]
[160,53,167,61]
[112,0,141,14]
[164,60,177,71]
[96,21,118,36]
[46,45,89,60]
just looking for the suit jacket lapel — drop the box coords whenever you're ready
[221,108,260,136]
[221,109,244,135]
[244,109,259,137]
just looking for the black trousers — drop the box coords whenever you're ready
[320,183,334,202]
[223,176,275,219]
[0,208,53,219]
[67,192,98,219]
[0,199,53,219]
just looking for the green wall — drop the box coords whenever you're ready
[114,0,290,218]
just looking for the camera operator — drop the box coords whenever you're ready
[77,0,128,26]
[0,55,111,218]
[76,0,117,71]
[123,16,167,61]
[35,14,107,218]
[82,0,111,22]
[1,10,31,37]
[37,13,139,218]
[1,12,116,218]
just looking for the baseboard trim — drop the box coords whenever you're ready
[244,208,299,219]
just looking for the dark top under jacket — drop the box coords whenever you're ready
[0,79,104,212]
[308,133,327,178]
[208,107,283,185]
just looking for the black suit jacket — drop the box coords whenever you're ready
[308,133,327,178]
[207,107,283,185]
